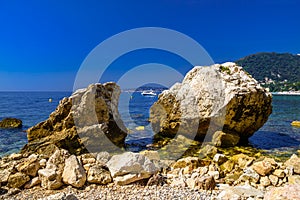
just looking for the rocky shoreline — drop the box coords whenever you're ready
[1,149,300,200]
[1,63,299,199]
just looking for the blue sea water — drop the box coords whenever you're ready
[0,92,300,158]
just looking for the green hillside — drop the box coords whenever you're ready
[235,52,300,92]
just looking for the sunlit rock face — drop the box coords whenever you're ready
[22,82,127,156]
[150,62,272,144]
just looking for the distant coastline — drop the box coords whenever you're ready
[271,91,300,96]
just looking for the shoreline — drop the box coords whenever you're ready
[271,91,300,96]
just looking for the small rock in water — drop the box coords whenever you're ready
[0,118,22,128]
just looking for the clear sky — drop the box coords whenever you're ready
[0,0,299,91]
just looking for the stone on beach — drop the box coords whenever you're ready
[7,172,30,188]
[21,83,127,156]
[38,149,70,190]
[150,62,272,144]
[284,154,300,174]
[87,164,112,185]
[106,152,158,185]
[62,155,86,188]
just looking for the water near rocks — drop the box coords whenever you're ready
[0,92,300,159]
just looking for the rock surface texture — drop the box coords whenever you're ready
[107,152,158,185]
[150,62,272,144]
[21,83,127,156]
[0,118,22,128]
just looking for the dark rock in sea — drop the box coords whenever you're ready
[0,118,22,128]
[149,62,272,146]
[21,83,127,156]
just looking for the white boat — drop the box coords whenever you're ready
[141,90,157,96]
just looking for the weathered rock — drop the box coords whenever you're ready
[0,118,22,128]
[8,153,23,160]
[16,154,40,177]
[147,174,167,186]
[7,172,30,188]
[269,174,278,186]
[285,154,300,174]
[196,175,216,190]
[24,177,41,189]
[150,62,272,142]
[38,168,63,190]
[87,164,112,185]
[264,184,300,200]
[140,150,160,161]
[220,160,235,174]
[198,144,218,158]
[260,176,271,187]
[21,83,127,156]
[212,131,240,147]
[107,152,158,185]
[96,152,111,164]
[0,169,11,183]
[239,167,260,183]
[38,149,70,190]
[252,160,273,176]
[172,157,202,171]
[62,155,86,188]
[231,153,254,169]
[213,153,228,165]
[273,169,285,178]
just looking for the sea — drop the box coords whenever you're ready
[0,91,300,159]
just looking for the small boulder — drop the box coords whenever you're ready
[273,169,285,178]
[62,155,86,188]
[213,153,228,165]
[269,174,278,186]
[16,154,40,177]
[239,167,260,183]
[172,157,202,170]
[106,152,158,185]
[38,168,63,190]
[260,176,271,187]
[87,164,112,185]
[285,154,300,174]
[196,175,216,190]
[0,169,11,183]
[212,131,240,147]
[252,160,273,176]
[7,172,30,188]
[0,118,22,128]
[198,144,218,158]
[38,149,70,190]
[24,177,41,189]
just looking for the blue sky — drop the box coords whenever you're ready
[0,0,299,91]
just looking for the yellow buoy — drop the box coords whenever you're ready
[291,121,300,127]
[135,126,145,131]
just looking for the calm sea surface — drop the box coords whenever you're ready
[0,92,299,158]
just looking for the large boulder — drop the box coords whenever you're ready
[0,118,22,128]
[150,62,272,143]
[21,83,127,156]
